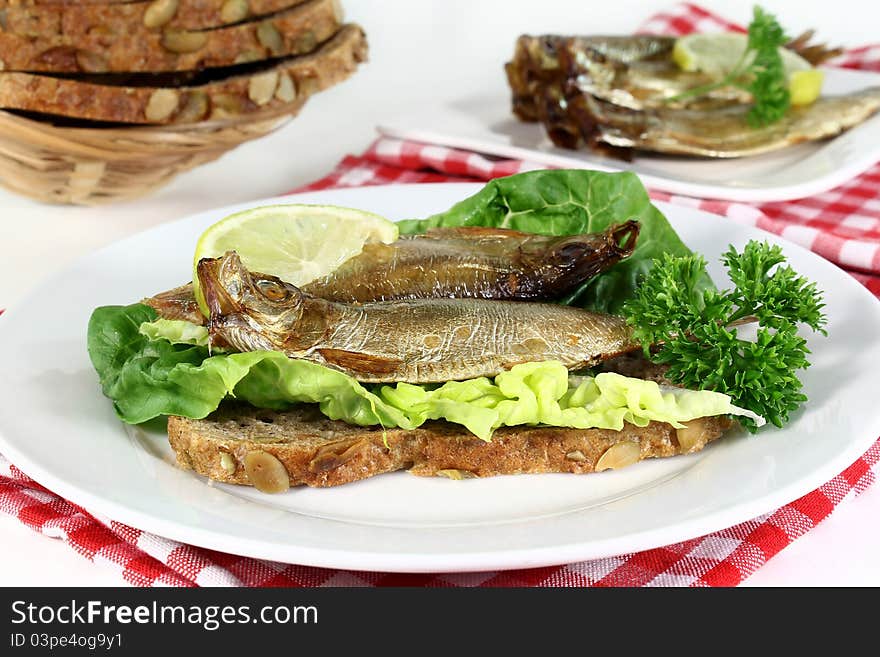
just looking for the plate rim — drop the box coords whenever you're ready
[1,183,879,573]
[377,66,880,203]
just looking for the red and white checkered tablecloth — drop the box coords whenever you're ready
[2,3,879,587]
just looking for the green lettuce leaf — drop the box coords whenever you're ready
[88,304,752,440]
[397,169,713,313]
[139,318,213,347]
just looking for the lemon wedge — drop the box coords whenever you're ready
[673,32,824,106]
[192,204,399,316]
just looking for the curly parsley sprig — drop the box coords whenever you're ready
[622,241,826,432]
[668,6,792,127]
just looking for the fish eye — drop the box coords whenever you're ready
[256,279,289,301]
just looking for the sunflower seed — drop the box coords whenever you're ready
[174,91,209,123]
[275,73,296,102]
[210,93,246,119]
[143,0,179,29]
[248,71,279,106]
[220,0,250,24]
[291,30,317,54]
[219,452,236,475]
[161,29,207,54]
[234,49,263,64]
[144,89,180,122]
[75,51,108,73]
[256,22,284,56]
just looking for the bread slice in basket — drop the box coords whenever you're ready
[0,0,341,73]
[1,0,311,36]
[0,23,367,123]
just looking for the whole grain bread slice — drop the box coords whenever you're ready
[1,0,311,36]
[0,23,367,123]
[167,403,734,490]
[0,0,341,73]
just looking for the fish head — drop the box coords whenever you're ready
[522,219,640,292]
[196,251,306,352]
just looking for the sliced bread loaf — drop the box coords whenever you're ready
[1,1,311,36]
[0,23,366,123]
[0,0,341,73]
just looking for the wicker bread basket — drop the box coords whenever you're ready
[0,1,366,206]
[0,102,303,205]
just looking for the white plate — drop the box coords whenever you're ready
[1,183,879,573]
[379,67,880,203]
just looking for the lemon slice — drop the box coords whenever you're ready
[673,32,824,106]
[192,204,399,316]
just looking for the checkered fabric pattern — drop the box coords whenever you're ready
[2,3,879,587]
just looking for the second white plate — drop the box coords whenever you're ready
[379,67,880,202]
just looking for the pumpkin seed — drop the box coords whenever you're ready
[244,451,290,493]
[595,441,641,471]
[676,420,707,452]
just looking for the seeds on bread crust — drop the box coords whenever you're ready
[0,0,341,73]
[175,90,210,123]
[256,21,284,56]
[0,24,367,124]
[244,450,290,493]
[75,50,110,73]
[166,403,733,489]
[161,29,208,54]
[143,0,180,29]
[248,70,279,105]
[1,0,308,37]
[220,452,237,475]
[144,89,180,121]
[675,419,709,452]
[221,0,251,24]
[435,469,477,480]
[595,441,641,471]
[275,73,297,102]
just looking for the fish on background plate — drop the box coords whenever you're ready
[145,221,641,324]
[197,251,640,384]
[504,30,880,159]
[586,88,880,158]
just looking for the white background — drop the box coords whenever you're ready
[0,0,878,586]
